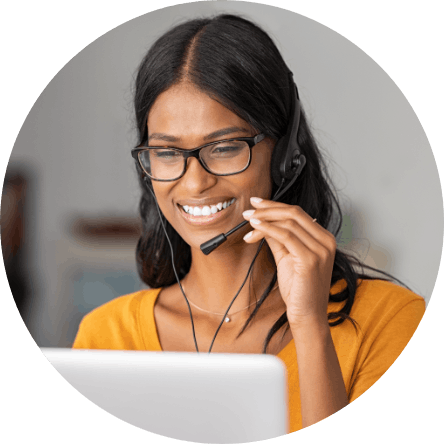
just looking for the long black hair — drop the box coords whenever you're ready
[133,14,407,352]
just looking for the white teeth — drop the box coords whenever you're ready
[182,199,236,217]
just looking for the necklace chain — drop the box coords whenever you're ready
[181,282,279,322]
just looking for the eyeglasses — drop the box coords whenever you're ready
[131,134,265,181]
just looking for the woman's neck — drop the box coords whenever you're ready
[181,240,277,314]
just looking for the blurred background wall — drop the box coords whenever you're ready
[1,1,442,347]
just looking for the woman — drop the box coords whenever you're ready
[73,14,425,432]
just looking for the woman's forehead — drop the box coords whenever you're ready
[147,83,253,144]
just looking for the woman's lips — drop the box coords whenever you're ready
[177,201,235,226]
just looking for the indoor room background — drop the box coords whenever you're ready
[2,1,441,347]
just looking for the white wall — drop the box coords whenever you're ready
[8,1,442,345]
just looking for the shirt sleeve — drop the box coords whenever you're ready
[71,292,146,350]
[348,298,425,402]
[72,316,91,349]
[72,311,113,349]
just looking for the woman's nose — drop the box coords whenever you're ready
[180,157,217,193]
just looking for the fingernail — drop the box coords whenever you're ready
[250,218,261,225]
[242,210,255,217]
[243,231,253,240]
[250,197,263,204]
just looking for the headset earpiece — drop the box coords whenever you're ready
[292,152,306,177]
[270,71,305,186]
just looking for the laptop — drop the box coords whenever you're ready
[41,348,288,443]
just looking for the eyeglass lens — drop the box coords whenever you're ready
[138,140,251,180]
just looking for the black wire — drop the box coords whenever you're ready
[207,238,266,353]
[207,179,286,353]
[145,177,285,354]
[145,180,200,352]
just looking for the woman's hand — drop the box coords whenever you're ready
[242,197,337,329]
[243,198,348,427]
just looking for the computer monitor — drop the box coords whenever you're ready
[41,348,288,443]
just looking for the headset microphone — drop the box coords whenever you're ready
[200,72,306,255]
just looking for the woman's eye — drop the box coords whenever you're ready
[154,150,181,160]
[211,143,243,156]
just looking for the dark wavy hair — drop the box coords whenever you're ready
[133,14,406,353]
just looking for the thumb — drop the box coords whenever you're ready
[264,235,289,266]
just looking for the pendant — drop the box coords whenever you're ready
[224,317,231,323]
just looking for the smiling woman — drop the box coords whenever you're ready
[72,14,426,433]
[146,83,274,250]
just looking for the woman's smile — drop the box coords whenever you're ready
[177,198,236,226]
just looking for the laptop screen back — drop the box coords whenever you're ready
[41,348,288,443]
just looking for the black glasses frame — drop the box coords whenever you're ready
[131,133,265,182]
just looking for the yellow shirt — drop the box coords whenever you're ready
[73,279,425,433]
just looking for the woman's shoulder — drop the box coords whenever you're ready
[72,287,162,349]
[329,279,426,403]
[83,287,160,322]
[353,278,424,314]
[331,278,426,336]
[331,278,424,308]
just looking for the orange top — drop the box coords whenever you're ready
[73,279,425,433]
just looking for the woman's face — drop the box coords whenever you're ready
[147,82,274,250]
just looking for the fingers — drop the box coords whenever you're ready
[244,218,330,262]
[242,219,293,267]
[244,197,336,252]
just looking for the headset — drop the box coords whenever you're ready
[142,71,306,353]
[200,71,306,255]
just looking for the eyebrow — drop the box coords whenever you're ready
[148,126,251,143]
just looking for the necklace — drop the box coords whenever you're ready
[181,283,263,323]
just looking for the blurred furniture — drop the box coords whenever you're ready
[1,169,30,317]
